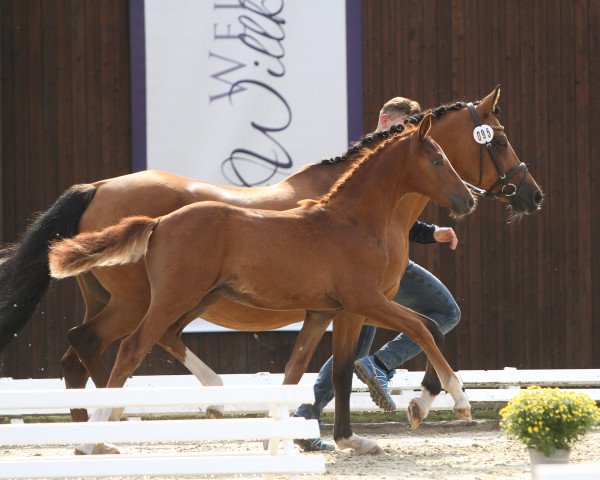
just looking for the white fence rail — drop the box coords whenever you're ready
[0,385,325,479]
[533,463,600,480]
[2,367,599,416]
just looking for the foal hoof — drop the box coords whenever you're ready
[454,406,472,421]
[205,406,224,419]
[74,442,121,455]
[407,398,425,430]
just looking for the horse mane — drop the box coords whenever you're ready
[299,122,419,208]
[298,99,501,208]
[319,100,500,167]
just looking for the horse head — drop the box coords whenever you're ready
[432,86,543,220]
[407,112,476,218]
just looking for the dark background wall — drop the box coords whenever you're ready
[1,0,598,379]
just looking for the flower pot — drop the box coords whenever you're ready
[528,447,570,466]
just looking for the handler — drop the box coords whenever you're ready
[295,97,461,452]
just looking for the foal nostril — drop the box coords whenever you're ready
[534,190,543,206]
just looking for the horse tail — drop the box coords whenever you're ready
[49,216,158,279]
[0,184,97,351]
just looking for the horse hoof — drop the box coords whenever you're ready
[454,407,472,421]
[75,443,121,455]
[362,444,386,456]
[205,406,224,419]
[407,399,424,430]
[336,434,383,455]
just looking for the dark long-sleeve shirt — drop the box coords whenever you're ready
[409,220,436,244]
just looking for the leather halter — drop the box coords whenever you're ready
[464,102,529,198]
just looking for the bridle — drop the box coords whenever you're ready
[464,102,529,198]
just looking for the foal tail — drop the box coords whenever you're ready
[49,216,158,279]
[0,184,97,351]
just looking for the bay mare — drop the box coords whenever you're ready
[0,88,543,453]
[50,113,476,455]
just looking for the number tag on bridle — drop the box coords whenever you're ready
[473,125,494,144]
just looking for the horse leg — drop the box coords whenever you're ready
[68,299,146,391]
[61,272,111,422]
[76,287,218,455]
[69,300,147,456]
[348,292,470,421]
[60,347,95,422]
[330,313,384,455]
[283,311,333,385]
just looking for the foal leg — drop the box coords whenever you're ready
[407,317,444,430]
[283,311,333,385]
[387,261,461,428]
[331,313,384,455]
[348,292,470,421]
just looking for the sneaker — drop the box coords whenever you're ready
[291,414,335,452]
[294,437,335,452]
[354,355,396,412]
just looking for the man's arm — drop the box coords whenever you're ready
[409,221,458,250]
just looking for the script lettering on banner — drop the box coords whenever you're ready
[136,0,359,331]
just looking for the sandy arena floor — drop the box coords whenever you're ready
[1,421,599,479]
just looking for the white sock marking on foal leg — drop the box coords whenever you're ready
[415,388,436,417]
[443,373,471,419]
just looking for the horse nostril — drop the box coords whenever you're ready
[534,190,543,205]
[468,197,475,210]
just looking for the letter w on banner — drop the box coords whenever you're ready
[129,0,362,331]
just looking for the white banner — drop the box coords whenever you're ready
[131,0,362,331]
[145,0,350,186]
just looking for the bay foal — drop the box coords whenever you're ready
[50,114,475,455]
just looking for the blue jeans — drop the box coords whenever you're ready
[296,260,460,420]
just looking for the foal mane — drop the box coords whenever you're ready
[300,121,419,208]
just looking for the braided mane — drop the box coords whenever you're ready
[320,100,500,166]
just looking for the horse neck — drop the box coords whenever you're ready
[428,110,471,180]
[321,136,413,229]
[282,161,353,198]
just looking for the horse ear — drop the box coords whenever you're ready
[418,111,433,141]
[478,85,501,115]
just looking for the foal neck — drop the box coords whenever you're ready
[314,133,415,228]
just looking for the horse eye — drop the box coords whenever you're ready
[432,157,443,167]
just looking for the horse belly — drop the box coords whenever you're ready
[201,298,307,331]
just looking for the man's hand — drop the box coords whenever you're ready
[433,227,458,250]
